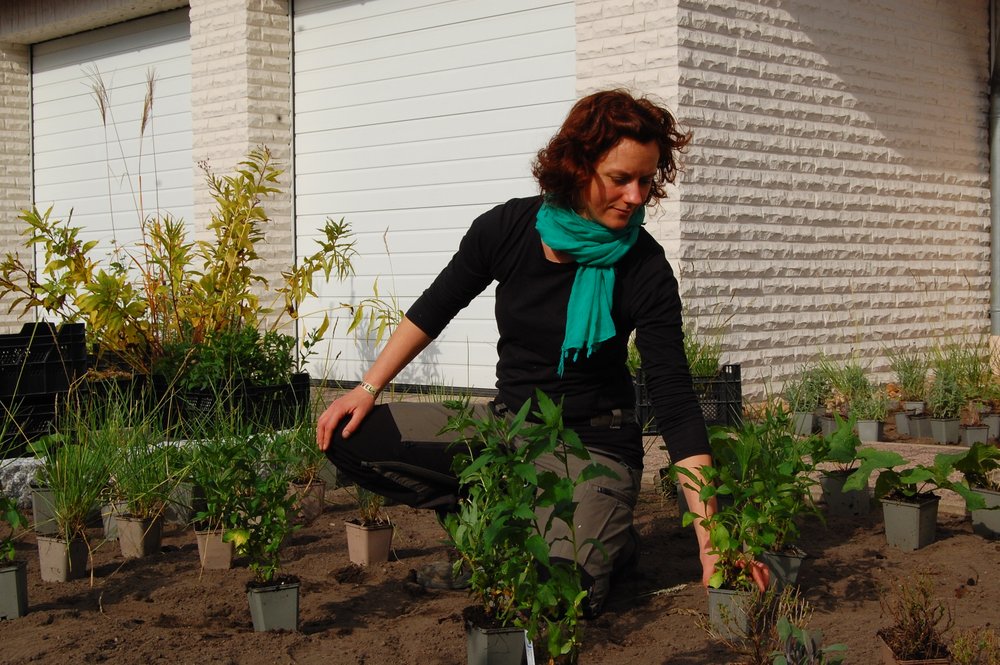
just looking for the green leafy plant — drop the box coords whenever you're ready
[224,431,300,584]
[878,575,952,661]
[1,493,27,563]
[843,446,986,510]
[952,441,1000,492]
[679,406,818,590]
[188,429,257,536]
[772,615,847,665]
[809,413,866,473]
[0,146,355,378]
[442,392,613,662]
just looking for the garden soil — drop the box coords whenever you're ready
[2,439,999,665]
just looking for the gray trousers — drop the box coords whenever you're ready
[325,401,642,615]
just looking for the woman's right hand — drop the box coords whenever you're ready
[316,387,376,451]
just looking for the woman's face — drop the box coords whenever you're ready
[578,138,660,230]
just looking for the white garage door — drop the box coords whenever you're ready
[294,0,575,390]
[31,10,192,259]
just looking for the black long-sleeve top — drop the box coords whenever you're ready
[406,196,710,468]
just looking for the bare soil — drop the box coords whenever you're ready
[2,459,999,665]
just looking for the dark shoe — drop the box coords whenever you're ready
[416,560,471,590]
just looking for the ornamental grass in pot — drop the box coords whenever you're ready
[781,364,830,436]
[33,427,111,582]
[344,485,393,566]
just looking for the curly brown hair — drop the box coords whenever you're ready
[532,89,691,210]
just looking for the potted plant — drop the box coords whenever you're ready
[959,400,990,445]
[442,392,608,664]
[888,346,929,419]
[844,447,987,551]
[284,421,328,525]
[815,357,868,436]
[105,419,172,559]
[0,484,29,619]
[951,441,1000,538]
[926,357,965,445]
[810,413,885,518]
[877,575,952,664]
[782,364,830,436]
[224,431,301,632]
[344,485,393,567]
[187,430,257,571]
[850,383,888,442]
[34,430,111,582]
[679,406,815,626]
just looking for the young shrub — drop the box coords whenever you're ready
[878,575,952,661]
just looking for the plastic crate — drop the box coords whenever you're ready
[633,364,743,435]
[0,322,87,398]
[0,392,65,457]
[156,372,312,435]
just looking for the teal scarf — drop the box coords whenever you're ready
[535,202,644,376]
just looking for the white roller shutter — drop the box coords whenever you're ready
[293,0,575,390]
[31,10,192,257]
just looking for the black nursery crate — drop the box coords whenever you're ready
[692,364,743,429]
[633,363,743,435]
[157,372,312,435]
[0,322,87,399]
[0,392,65,457]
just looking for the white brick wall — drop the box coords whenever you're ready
[189,0,293,326]
[582,0,991,397]
[576,0,684,262]
[0,42,31,331]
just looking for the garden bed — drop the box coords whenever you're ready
[0,481,997,664]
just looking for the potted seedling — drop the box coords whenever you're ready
[850,383,888,443]
[844,447,986,551]
[887,346,929,436]
[188,432,256,571]
[225,431,301,632]
[0,485,29,619]
[952,441,1000,538]
[810,413,899,518]
[284,421,328,525]
[442,392,610,665]
[782,364,830,436]
[683,406,817,596]
[877,575,952,664]
[106,420,172,559]
[926,362,964,445]
[344,485,393,566]
[35,430,111,582]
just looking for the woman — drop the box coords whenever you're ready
[317,89,761,615]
